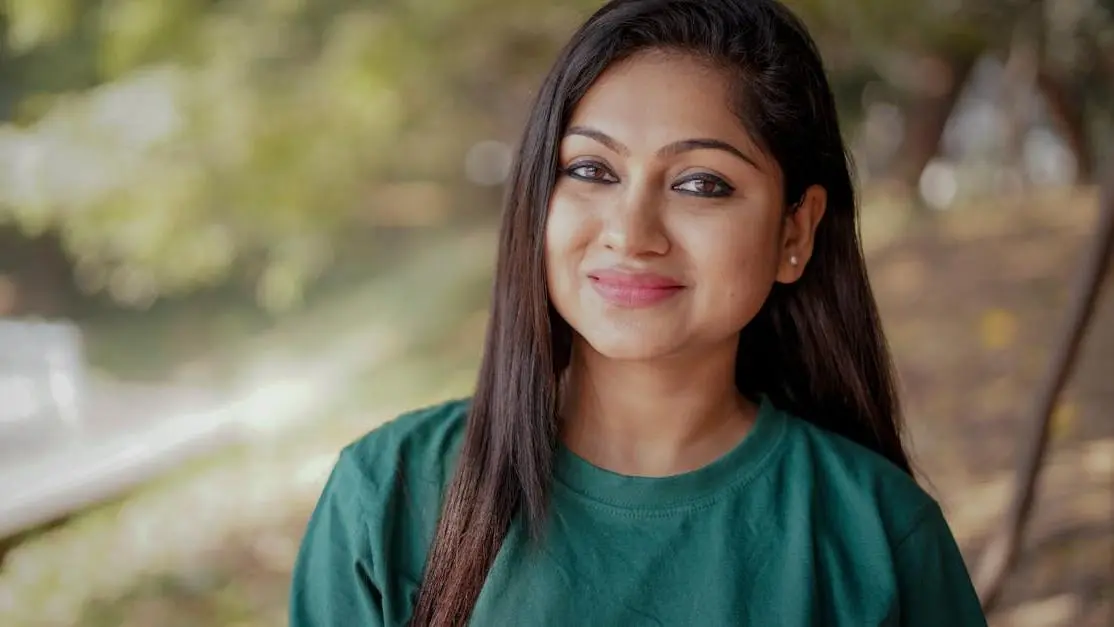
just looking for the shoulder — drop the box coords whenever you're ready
[291,399,471,623]
[774,405,939,545]
[305,397,470,574]
[760,404,985,623]
[336,396,471,501]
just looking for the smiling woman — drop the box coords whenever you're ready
[289,1,988,626]
[546,49,823,366]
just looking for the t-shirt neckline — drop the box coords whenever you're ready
[553,394,787,511]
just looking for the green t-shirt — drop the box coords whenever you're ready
[289,397,987,626]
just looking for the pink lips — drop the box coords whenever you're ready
[587,268,685,307]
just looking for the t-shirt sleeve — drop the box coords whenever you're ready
[893,503,988,627]
[289,450,384,627]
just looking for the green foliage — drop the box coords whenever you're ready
[0,0,599,311]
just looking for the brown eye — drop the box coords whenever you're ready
[674,174,733,198]
[563,161,618,183]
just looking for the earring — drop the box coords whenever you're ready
[789,254,799,266]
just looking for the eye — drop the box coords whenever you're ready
[562,161,618,184]
[673,174,734,198]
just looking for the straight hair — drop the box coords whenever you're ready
[410,1,910,624]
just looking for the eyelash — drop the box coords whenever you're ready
[560,161,735,198]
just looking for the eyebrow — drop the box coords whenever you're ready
[564,125,761,170]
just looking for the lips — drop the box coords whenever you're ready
[587,268,685,307]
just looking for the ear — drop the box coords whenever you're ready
[775,185,827,284]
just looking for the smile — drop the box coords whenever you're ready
[586,269,686,308]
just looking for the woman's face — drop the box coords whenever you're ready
[545,50,824,362]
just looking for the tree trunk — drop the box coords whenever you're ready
[884,53,978,202]
[973,153,1114,611]
[0,229,77,319]
[1037,70,1093,184]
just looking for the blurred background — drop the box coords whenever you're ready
[0,0,1111,625]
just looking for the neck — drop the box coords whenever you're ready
[559,336,757,477]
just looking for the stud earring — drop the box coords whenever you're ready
[789,254,799,266]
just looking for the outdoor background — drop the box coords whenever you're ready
[0,0,1111,626]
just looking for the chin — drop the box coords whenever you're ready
[577,326,683,362]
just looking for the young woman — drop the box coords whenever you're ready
[289,0,988,625]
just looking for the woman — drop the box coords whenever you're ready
[290,0,988,625]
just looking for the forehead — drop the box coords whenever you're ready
[566,50,753,150]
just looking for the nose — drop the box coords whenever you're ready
[600,182,670,256]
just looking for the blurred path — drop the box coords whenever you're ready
[0,228,496,540]
[0,379,220,538]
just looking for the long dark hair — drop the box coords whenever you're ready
[410,1,910,624]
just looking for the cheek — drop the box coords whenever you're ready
[545,195,593,271]
[688,218,781,314]
[544,196,590,302]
